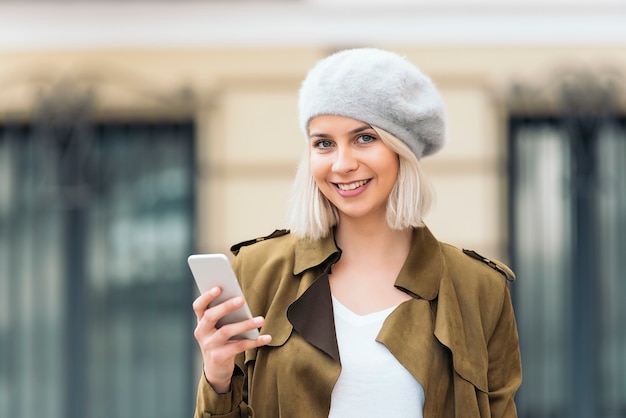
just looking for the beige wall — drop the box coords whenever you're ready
[2,46,625,260]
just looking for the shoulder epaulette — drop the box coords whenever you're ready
[462,249,516,283]
[230,229,290,256]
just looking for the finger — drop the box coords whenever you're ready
[192,287,221,321]
[224,334,273,354]
[195,318,271,362]
[201,294,247,326]
[195,295,248,340]
[214,316,265,341]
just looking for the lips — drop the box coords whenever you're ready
[335,179,370,191]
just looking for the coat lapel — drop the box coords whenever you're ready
[287,271,341,362]
[287,236,342,362]
[378,299,453,417]
[379,227,455,416]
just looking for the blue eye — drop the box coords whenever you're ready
[314,140,333,149]
[358,134,376,144]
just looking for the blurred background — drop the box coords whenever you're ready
[0,1,625,417]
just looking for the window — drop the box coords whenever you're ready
[0,119,196,418]
[509,115,626,418]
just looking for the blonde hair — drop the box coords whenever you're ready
[287,126,434,240]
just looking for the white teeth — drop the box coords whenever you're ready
[337,180,368,191]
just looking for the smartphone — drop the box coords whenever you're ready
[187,254,260,340]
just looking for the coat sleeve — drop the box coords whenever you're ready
[193,357,253,418]
[486,284,522,417]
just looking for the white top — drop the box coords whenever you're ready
[328,296,425,418]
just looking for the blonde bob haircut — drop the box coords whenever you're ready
[287,126,434,240]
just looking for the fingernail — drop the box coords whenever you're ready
[232,296,243,305]
[209,287,220,296]
[253,316,264,326]
[259,335,272,344]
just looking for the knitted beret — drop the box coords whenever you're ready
[298,48,447,159]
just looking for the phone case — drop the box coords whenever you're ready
[187,254,260,340]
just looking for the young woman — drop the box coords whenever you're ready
[193,48,522,418]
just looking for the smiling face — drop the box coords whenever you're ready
[308,114,400,223]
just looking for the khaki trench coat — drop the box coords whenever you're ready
[194,226,522,418]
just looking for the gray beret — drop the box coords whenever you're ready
[298,48,447,159]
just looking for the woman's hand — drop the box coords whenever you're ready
[193,287,272,393]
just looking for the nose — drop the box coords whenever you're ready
[332,144,358,174]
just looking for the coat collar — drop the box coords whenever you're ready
[287,226,444,363]
[292,226,443,300]
[293,233,341,276]
[394,226,443,300]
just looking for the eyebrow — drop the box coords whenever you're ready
[309,124,373,138]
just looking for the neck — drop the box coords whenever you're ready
[334,217,413,260]
[328,216,415,314]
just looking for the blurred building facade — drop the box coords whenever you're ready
[0,1,625,417]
